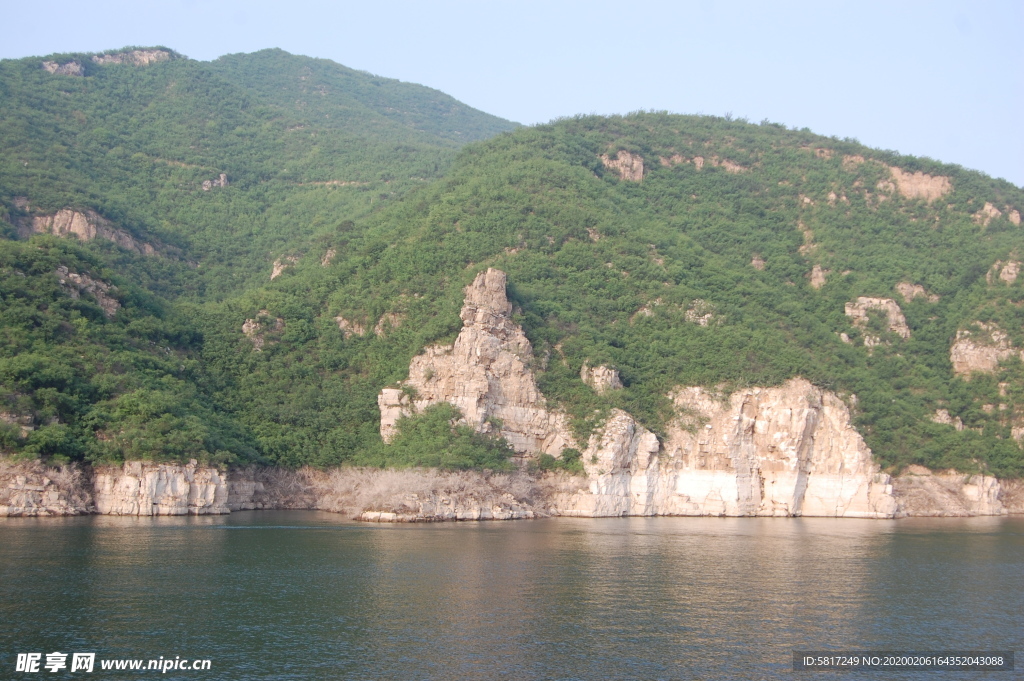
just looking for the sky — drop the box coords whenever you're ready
[3,0,1022,186]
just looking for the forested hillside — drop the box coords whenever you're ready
[3,48,1024,477]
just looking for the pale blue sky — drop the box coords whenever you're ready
[3,0,1021,186]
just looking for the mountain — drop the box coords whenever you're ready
[0,46,514,466]
[2,47,1024,482]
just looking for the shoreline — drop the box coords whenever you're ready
[3,458,1022,521]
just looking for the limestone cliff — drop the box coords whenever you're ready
[378,268,573,456]
[24,208,157,256]
[552,380,898,518]
[0,458,92,516]
[374,269,1024,519]
[92,461,229,515]
[892,466,1006,516]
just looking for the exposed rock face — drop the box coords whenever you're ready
[270,256,298,280]
[93,461,229,515]
[600,151,644,182]
[931,409,965,431]
[886,167,952,202]
[202,173,229,191]
[662,381,898,518]
[553,380,898,518]
[974,202,1003,226]
[896,281,939,302]
[28,209,156,255]
[892,466,1005,516]
[1,412,35,437]
[373,312,404,336]
[231,466,541,521]
[378,268,573,456]
[988,260,1020,285]
[91,50,171,66]
[379,270,951,520]
[750,255,765,270]
[809,265,828,289]
[684,299,718,326]
[844,297,910,345]
[321,248,336,266]
[949,322,1021,377]
[0,459,92,517]
[581,364,623,394]
[242,310,284,351]
[41,61,84,76]
[335,316,366,338]
[4,456,1020,520]
[55,265,120,317]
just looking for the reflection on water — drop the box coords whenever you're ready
[1,513,1021,680]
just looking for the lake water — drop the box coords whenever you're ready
[1,512,1021,680]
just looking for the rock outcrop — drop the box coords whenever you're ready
[92,461,229,515]
[886,167,952,202]
[896,281,939,302]
[3,455,1020,519]
[373,269,1024,520]
[0,459,92,516]
[809,265,828,289]
[892,466,1005,516]
[55,265,120,317]
[242,310,284,351]
[270,256,298,280]
[600,151,645,182]
[335,316,366,338]
[92,50,171,67]
[580,364,623,394]
[378,268,574,456]
[844,297,910,345]
[949,322,1021,377]
[26,208,156,255]
[553,380,898,518]
[931,409,965,431]
[41,61,84,76]
[974,202,1003,227]
[202,173,229,191]
[987,260,1020,285]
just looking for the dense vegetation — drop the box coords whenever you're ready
[3,47,1024,477]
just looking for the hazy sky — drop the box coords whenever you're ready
[3,0,1022,186]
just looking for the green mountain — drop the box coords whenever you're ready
[3,48,1024,478]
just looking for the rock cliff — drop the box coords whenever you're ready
[378,268,574,456]
[4,268,1021,522]
[892,466,1006,516]
[25,208,157,256]
[92,461,229,515]
[552,380,897,518]
[378,269,1018,519]
[0,459,92,516]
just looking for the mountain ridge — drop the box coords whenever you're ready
[1,47,1023,484]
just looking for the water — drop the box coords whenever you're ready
[1,512,1021,680]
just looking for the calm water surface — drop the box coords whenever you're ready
[1,512,1021,680]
